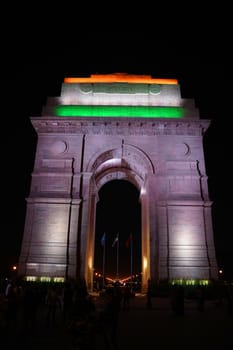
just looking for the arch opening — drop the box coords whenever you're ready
[93,179,141,289]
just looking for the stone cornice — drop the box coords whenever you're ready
[157,200,213,206]
[31,117,211,136]
[26,197,81,205]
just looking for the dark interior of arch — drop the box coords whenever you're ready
[94,179,141,280]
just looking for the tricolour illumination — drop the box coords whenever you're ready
[55,105,184,118]
[64,73,178,85]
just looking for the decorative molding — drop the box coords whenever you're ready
[31,117,210,136]
[157,200,213,206]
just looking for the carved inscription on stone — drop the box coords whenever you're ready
[79,83,161,95]
[168,206,205,245]
[166,161,197,174]
[31,205,69,242]
[40,176,70,193]
[169,178,200,196]
[92,150,116,170]
[41,159,73,171]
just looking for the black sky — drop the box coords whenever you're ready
[1,29,230,278]
[94,180,141,279]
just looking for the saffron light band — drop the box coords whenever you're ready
[64,73,178,85]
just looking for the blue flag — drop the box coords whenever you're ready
[101,233,106,246]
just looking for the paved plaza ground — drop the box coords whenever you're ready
[1,292,233,350]
[116,294,233,350]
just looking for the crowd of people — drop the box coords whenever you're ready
[0,278,135,349]
[0,277,233,349]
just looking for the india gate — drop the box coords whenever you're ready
[18,73,218,292]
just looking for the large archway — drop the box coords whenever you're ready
[94,179,141,289]
[85,144,154,292]
[18,73,219,291]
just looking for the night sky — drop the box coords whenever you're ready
[1,30,230,279]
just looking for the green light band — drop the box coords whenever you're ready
[54,105,185,118]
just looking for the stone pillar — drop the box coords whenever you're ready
[203,203,219,279]
[19,198,71,279]
[147,174,159,282]
[157,202,169,281]
[18,201,35,276]
[66,198,81,279]
[140,190,149,293]
[78,173,94,288]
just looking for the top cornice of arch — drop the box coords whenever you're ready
[31,118,210,136]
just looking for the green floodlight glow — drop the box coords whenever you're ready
[24,276,65,283]
[170,279,210,286]
[54,105,185,118]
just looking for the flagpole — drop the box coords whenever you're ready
[130,235,133,293]
[101,233,106,290]
[112,233,119,281]
[102,240,106,289]
[116,235,119,280]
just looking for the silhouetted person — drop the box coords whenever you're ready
[146,279,153,309]
[100,287,121,350]
[45,285,61,326]
[67,286,97,349]
[171,285,184,316]
[225,284,233,316]
[5,281,20,330]
[21,283,39,331]
[196,286,205,312]
[62,281,74,324]
[122,284,131,311]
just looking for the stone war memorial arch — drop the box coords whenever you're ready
[18,73,218,292]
